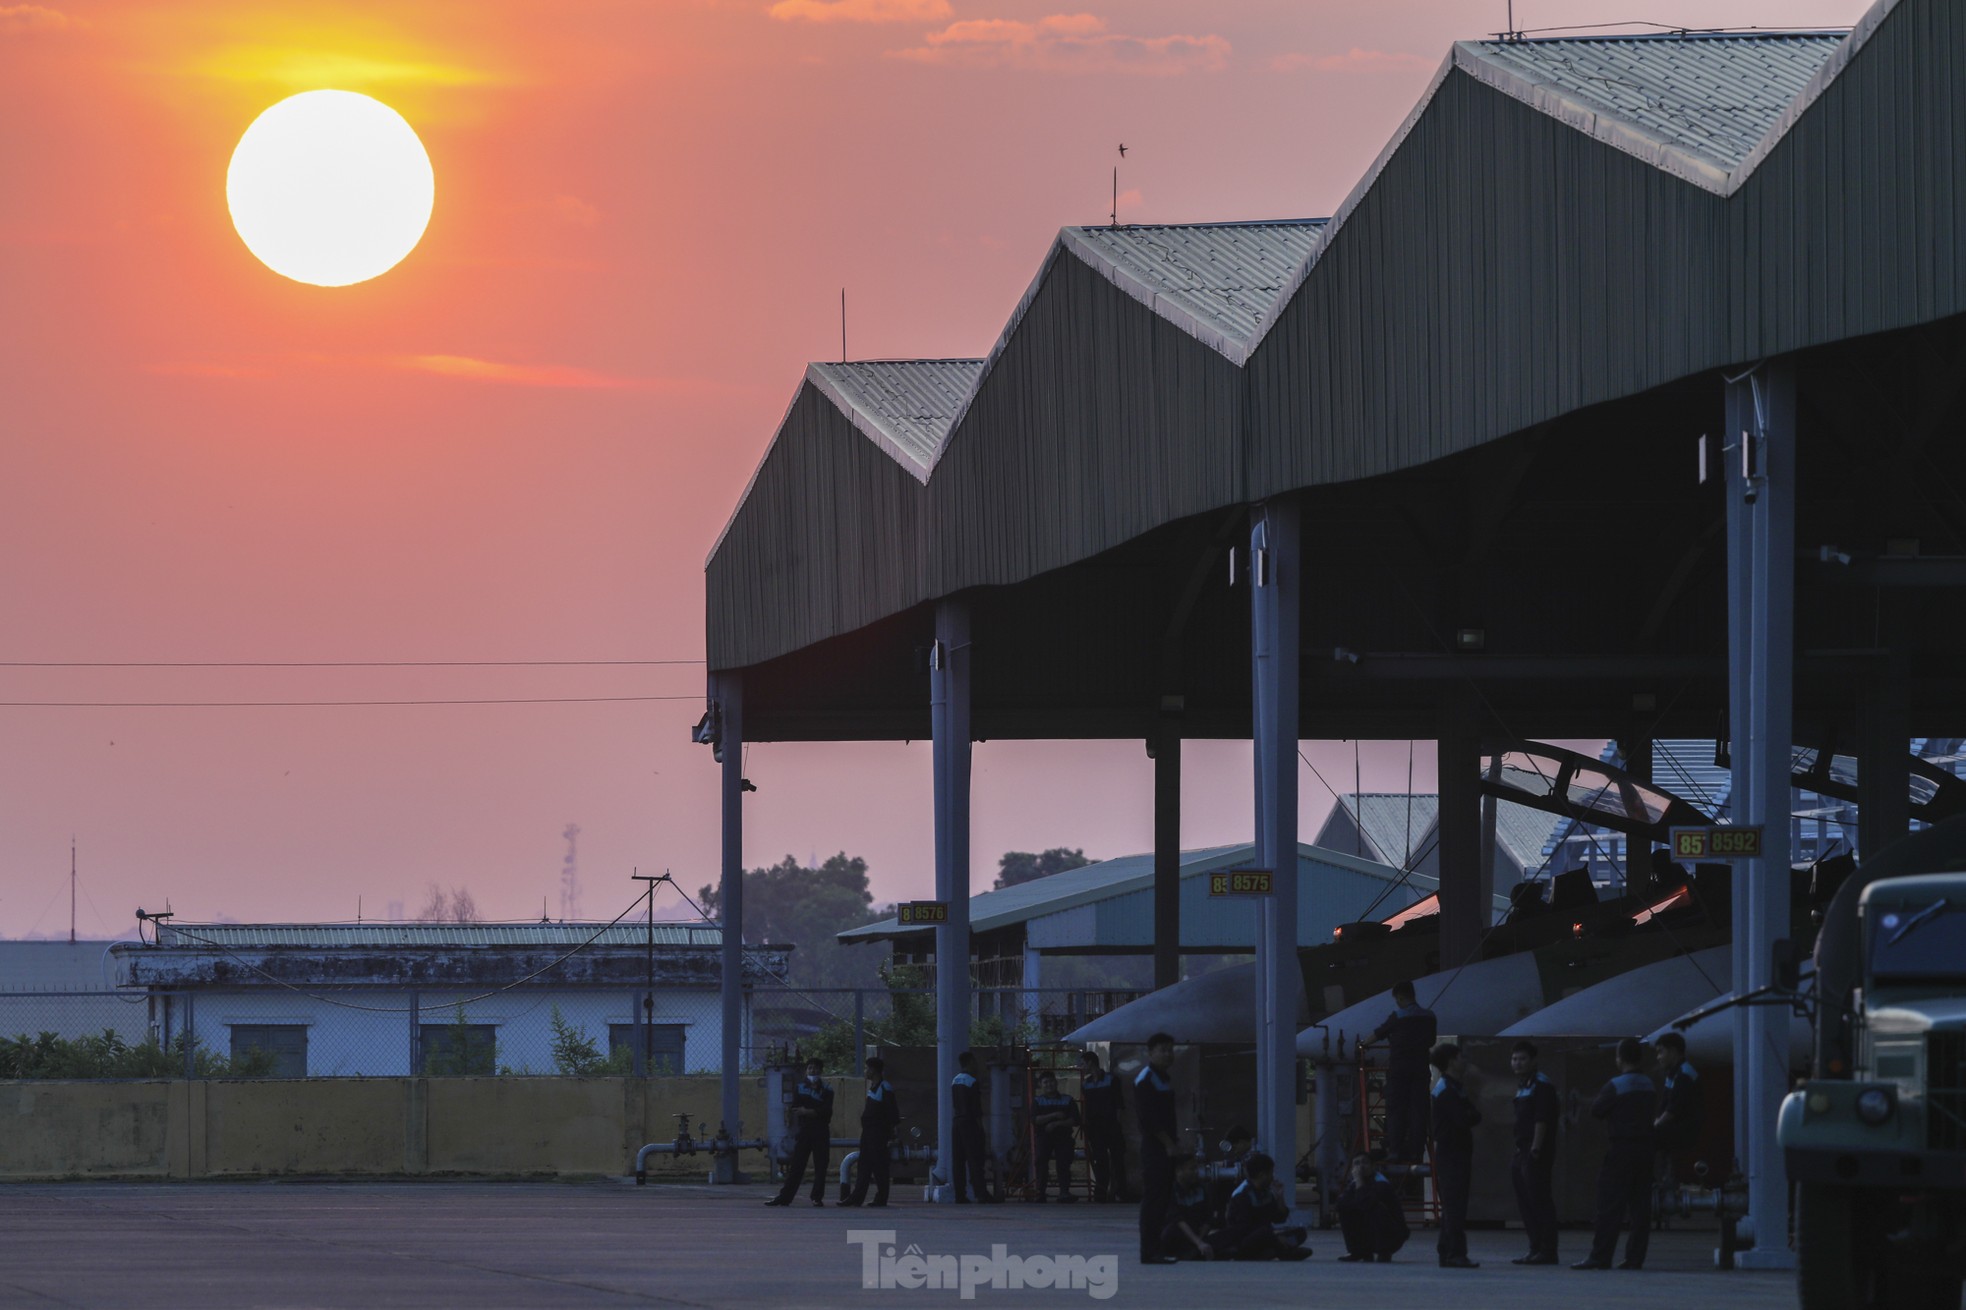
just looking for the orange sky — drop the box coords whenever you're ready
[0,0,1867,936]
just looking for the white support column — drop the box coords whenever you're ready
[1250,500,1301,1207]
[714,672,746,1183]
[931,598,973,1202]
[1726,360,1798,1269]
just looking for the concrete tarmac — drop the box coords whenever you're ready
[0,1181,1797,1309]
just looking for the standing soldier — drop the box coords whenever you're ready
[1135,1032,1181,1265]
[838,1056,899,1208]
[765,1057,834,1207]
[1651,1030,1703,1187]
[1030,1071,1080,1202]
[1508,1039,1561,1265]
[950,1050,997,1203]
[1370,981,1438,1164]
[1430,1042,1482,1269]
[1573,1036,1656,1270]
[1078,1050,1129,1202]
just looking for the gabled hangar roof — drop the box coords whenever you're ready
[707,0,1965,697]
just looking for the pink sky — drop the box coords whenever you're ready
[0,0,1866,937]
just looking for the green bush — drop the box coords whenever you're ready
[0,1029,275,1079]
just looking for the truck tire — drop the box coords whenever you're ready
[1796,1182,1873,1309]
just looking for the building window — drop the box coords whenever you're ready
[229,1024,308,1077]
[419,1023,498,1075]
[609,1023,685,1075]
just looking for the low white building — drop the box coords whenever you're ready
[108,922,788,1077]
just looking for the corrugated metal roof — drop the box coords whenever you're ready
[840,841,1416,943]
[1460,33,1845,177]
[151,923,725,949]
[807,359,984,481]
[1061,221,1327,361]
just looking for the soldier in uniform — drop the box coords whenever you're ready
[949,1050,998,1203]
[1573,1036,1656,1270]
[838,1056,899,1208]
[1430,1042,1481,1269]
[1509,1039,1561,1265]
[1370,981,1439,1163]
[1030,1071,1080,1202]
[1335,1151,1408,1262]
[1077,1050,1129,1202]
[765,1057,834,1207]
[1158,1154,1219,1260]
[1214,1152,1312,1261]
[1135,1032,1181,1265]
[1652,1030,1703,1186]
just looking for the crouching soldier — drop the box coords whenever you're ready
[1214,1152,1312,1261]
[1336,1152,1408,1263]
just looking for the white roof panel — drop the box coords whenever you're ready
[807,359,984,481]
[1462,33,1843,177]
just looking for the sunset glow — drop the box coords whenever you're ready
[226,89,434,287]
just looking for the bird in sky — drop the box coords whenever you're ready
[1118,143,1128,157]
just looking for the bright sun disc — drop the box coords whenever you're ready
[227,90,434,287]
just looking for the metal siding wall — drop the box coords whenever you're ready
[925,252,1246,596]
[1734,0,1966,361]
[706,384,932,670]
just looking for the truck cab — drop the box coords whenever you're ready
[1781,870,1966,1309]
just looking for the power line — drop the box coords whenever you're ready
[0,659,704,668]
[0,695,702,708]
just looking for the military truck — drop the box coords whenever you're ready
[1781,818,1966,1310]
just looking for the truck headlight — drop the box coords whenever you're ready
[1855,1088,1896,1125]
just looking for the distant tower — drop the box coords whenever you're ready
[560,824,582,920]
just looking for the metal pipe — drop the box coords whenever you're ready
[839,1144,938,1189]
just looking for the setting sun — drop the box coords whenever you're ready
[226,89,434,287]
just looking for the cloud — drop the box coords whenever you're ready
[1270,47,1430,74]
[193,46,503,89]
[0,4,71,34]
[770,0,951,21]
[888,13,1228,74]
[390,355,653,389]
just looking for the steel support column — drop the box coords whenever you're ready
[1153,713,1183,991]
[1250,500,1300,1206]
[1725,360,1797,1269]
[1437,702,1485,968]
[715,673,746,1183]
[931,598,973,1202]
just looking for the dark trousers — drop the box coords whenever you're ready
[1138,1140,1173,1260]
[1338,1205,1405,1260]
[774,1133,829,1203]
[1434,1145,1472,1262]
[951,1119,989,1201]
[1035,1131,1074,1197]
[1386,1068,1430,1162]
[1084,1123,1128,1199]
[846,1131,891,1205]
[1512,1148,1558,1256]
[1589,1143,1652,1266]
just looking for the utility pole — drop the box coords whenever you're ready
[69,838,76,945]
[631,870,666,1077]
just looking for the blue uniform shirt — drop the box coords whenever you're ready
[1372,1003,1439,1072]
[791,1078,834,1138]
[1134,1065,1176,1144]
[952,1070,982,1122]
[1431,1074,1480,1155]
[1591,1071,1656,1147]
[1512,1070,1560,1153]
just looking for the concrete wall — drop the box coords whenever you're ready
[0,1076,765,1181]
